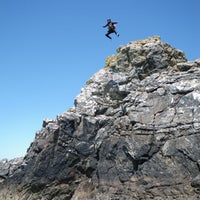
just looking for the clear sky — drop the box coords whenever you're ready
[0,0,199,160]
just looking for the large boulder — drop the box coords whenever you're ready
[1,36,200,200]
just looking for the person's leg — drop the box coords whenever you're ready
[105,32,112,39]
[114,30,119,37]
[105,30,112,39]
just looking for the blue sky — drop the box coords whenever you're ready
[0,0,199,160]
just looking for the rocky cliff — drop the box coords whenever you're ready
[1,36,200,200]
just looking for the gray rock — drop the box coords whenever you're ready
[0,157,23,180]
[1,36,200,200]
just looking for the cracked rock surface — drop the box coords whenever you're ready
[1,36,200,199]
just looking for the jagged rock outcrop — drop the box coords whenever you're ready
[0,158,23,183]
[1,36,200,200]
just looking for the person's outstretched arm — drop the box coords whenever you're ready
[102,23,108,28]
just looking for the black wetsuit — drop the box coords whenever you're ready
[103,21,119,39]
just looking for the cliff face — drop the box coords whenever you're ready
[1,36,200,200]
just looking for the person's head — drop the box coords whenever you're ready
[107,18,111,23]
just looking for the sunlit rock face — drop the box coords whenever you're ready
[1,36,200,200]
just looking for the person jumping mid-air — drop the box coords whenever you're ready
[102,18,119,40]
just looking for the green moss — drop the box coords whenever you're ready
[104,55,117,69]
